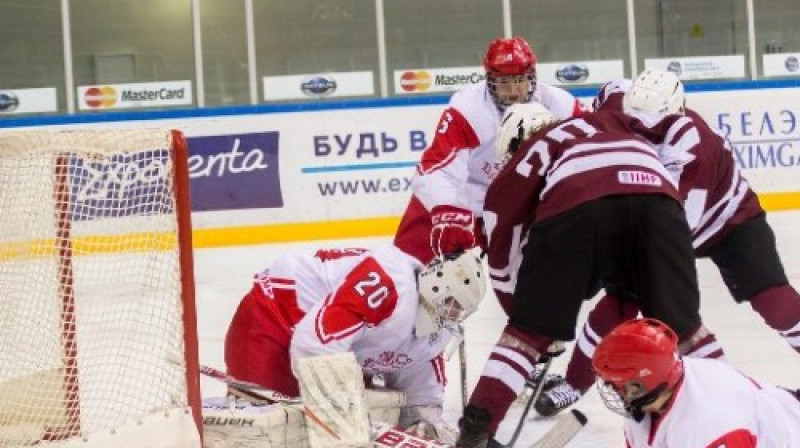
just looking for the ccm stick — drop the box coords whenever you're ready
[201,364,587,448]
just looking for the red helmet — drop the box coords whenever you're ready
[483,37,537,108]
[483,37,537,76]
[592,318,683,407]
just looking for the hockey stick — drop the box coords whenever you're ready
[530,409,587,448]
[199,364,301,403]
[505,356,554,448]
[459,331,468,407]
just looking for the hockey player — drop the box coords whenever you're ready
[593,318,800,448]
[536,69,800,418]
[393,36,584,265]
[223,244,486,444]
[454,104,723,447]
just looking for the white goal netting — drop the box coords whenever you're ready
[0,129,200,448]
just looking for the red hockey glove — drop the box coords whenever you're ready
[430,205,475,257]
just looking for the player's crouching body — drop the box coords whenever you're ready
[203,244,487,447]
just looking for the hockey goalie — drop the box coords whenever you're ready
[202,244,487,447]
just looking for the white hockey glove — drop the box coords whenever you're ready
[398,405,457,444]
[365,388,407,426]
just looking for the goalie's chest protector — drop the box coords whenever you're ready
[351,323,450,376]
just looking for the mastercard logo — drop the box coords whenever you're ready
[399,71,431,92]
[84,86,117,108]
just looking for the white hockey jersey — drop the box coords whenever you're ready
[259,244,450,407]
[624,357,800,448]
[412,80,583,217]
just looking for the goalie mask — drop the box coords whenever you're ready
[592,318,684,421]
[484,37,537,110]
[415,253,487,338]
[623,69,685,117]
[496,102,558,167]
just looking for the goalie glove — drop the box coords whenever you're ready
[398,405,457,445]
[430,205,476,257]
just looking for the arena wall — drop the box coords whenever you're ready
[2,84,799,247]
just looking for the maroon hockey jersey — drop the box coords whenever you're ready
[595,81,764,251]
[484,110,680,298]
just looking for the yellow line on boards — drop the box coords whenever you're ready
[0,233,176,261]
[758,192,800,212]
[193,191,800,248]
[192,216,402,248]
[1,192,798,258]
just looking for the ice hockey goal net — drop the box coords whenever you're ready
[0,129,201,447]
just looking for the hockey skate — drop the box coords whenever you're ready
[534,377,583,417]
[515,363,564,405]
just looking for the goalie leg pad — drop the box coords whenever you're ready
[294,352,371,447]
[202,397,309,448]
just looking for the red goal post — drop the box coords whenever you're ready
[0,129,201,447]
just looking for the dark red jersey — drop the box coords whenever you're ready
[594,81,764,250]
[484,110,680,297]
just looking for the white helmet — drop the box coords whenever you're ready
[623,69,685,117]
[415,253,487,337]
[496,102,557,167]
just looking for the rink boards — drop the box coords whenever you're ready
[1,82,799,248]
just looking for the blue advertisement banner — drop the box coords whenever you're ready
[69,150,174,220]
[67,131,283,220]
[187,132,283,211]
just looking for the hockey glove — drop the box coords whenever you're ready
[455,404,492,448]
[399,405,456,444]
[430,205,476,257]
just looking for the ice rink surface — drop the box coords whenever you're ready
[195,211,800,447]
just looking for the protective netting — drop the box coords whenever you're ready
[0,130,199,447]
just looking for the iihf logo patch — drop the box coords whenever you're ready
[617,170,662,187]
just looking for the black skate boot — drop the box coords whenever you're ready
[527,364,566,390]
[516,367,565,406]
[533,376,583,417]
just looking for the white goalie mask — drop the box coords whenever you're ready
[496,102,558,168]
[623,69,685,117]
[415,253,487,338]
